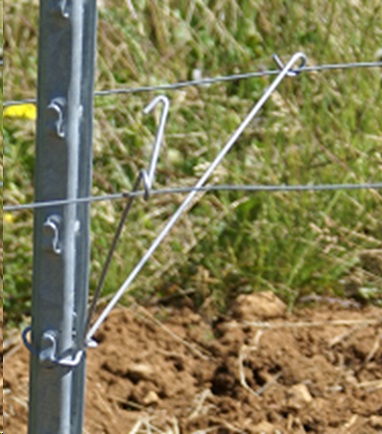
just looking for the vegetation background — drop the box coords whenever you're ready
[3,0,382,329]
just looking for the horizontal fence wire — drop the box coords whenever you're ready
[3,59,382,213]
[2,60,382,107]
[4,182,382,212]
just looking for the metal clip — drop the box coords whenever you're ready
[50,0,69,19]
[43,215,62,255]
[22,326,85,368]
[39,330,58,367]
[47,97,66,138]
[41,330,84,367]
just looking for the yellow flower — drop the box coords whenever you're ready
[4,213,15,224]
[3,104,37,120]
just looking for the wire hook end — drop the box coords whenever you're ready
[272,52,307,77]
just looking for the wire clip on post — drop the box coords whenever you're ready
[50,0,70,19]
[47,97,66,138]
[42,215,62,255]
[22,326,92,368]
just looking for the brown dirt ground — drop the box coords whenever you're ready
[3,293,382,434]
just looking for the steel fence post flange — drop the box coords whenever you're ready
[27,1,97,433]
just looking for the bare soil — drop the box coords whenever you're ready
[3,293,382,434]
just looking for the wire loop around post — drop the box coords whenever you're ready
[21,325,87,367]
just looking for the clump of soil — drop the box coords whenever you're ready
[3,293,382,433]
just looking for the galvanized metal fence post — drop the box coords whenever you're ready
[28,1,97,433]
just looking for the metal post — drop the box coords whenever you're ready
[28,1,96,433]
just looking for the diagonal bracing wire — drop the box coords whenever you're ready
[2,60,382,107]
[84,53,382,342]
[84,52,308,342]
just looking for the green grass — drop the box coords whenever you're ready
[3,0,382,327]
